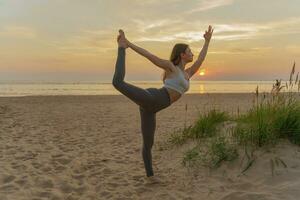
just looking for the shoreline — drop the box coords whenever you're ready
[0,92,278,99]
[0,92,255,97]
[0,91,299,98]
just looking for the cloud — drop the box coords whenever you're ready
[213,18,300,40]
[134,27,255,42]
[131,18,203,42]
[131,17,262,42]
[210,47,272,54]
[258,17,300,36]
[186,0,234,13]
[0,26,36,39]
[136,31,205,43]
[132,19,181,33]
[52,29,116,55]
[130,0,181,5]
[136,36,176,42]
[131,17,300,42]
[41,16,300,59]
[285,45,300,54]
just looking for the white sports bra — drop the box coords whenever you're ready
[163,66,190,95]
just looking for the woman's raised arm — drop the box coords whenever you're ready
[185,25,213,78]
[128,41,175,72]
[119,29,174,72]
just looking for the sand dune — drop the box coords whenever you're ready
[0,94,300,200]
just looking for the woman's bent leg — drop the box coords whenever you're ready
[139,107,156,177]
[112,47,154,107]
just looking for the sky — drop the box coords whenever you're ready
[0,0,299,82]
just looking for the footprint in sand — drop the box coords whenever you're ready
[221,191,270,200]
[1,174,16,184]
[134,185,153,193]
[154,192,178,199]
[51,153,64,158]
[54,165,67,172]
[45,146,54,151]
[41,165,52,173]
[51,153,73,164]
[88,171,102,178]
[72,174,86,185]
[101,167,113,175]
[34,177,54,189]
[58,181,74,194]
[100,191,112,198]
[106,182,121,188]
[55,157,73,165]
[0,184,19,193]
[73,185,87,195]
[15,177,28,188]
[31,161,43,170]
[34,191,53,199]
[231,182,254,190]
[72,173,85,181]
[0,105,9,114]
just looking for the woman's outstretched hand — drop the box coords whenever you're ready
[117,29,129,48]
[203,25,214,42]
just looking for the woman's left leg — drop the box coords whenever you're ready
[139,106,156,177]
[138,87,172,177]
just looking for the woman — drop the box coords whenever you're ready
[112,26,213,178]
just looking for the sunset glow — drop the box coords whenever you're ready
[0,0,299,82]
[199,69,206,76]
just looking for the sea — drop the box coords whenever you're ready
[0,80,291,97]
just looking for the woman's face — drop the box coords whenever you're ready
[181,47,194,63]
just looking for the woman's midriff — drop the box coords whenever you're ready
[164,87,182,104]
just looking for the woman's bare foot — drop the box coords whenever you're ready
[117,37,127,48]
[117,29,128,48]
[146,176,160,184]
[145,175,166,185]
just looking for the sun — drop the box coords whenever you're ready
[199,69,206,76]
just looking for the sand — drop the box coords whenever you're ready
[1,93,300,200]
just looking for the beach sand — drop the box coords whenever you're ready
[1,93,300,200]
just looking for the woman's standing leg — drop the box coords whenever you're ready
[139,107,156,177]
[112,47,154,108]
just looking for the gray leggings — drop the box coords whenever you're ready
[112,47,171,177]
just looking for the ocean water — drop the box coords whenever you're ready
[0,81,289,97]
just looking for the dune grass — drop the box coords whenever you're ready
[168,109,229,146]
[234,62,300,147]
[190,109,229,139]
[168,125,193,146]
[182,136,238,169]
[233,96,300,147]
[167,62,300,169]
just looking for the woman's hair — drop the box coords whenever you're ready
[162,43,189,83]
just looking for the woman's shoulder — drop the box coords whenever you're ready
[167,63,178,73]
[164,63,177,74]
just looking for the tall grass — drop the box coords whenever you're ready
[168,109,229,145]
[234,62,300,146]
[190,109,229,139]
[233,102,280,147]
[167,62,300,169]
